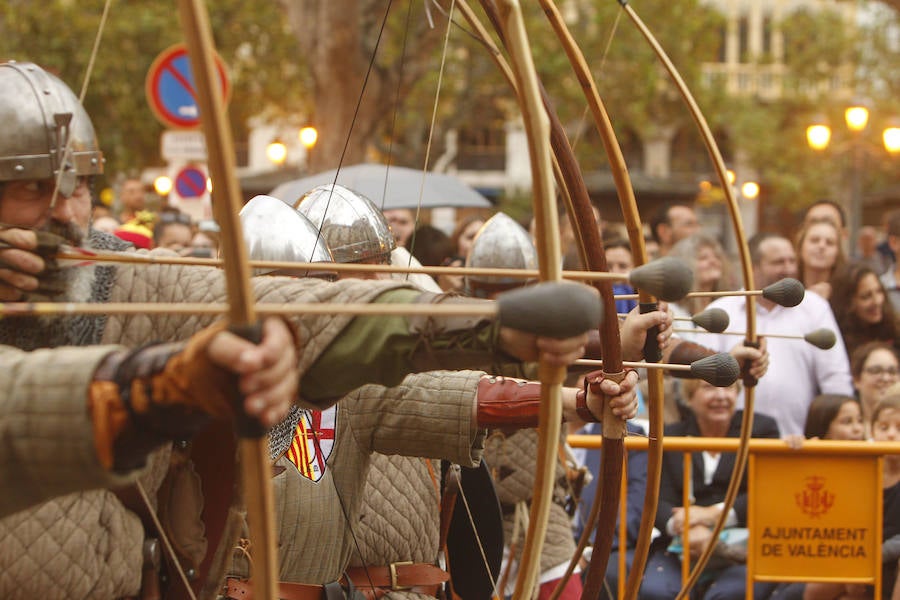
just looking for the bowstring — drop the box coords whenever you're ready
[376,0,414,218]
[569,7,622,153]
[49,0,112,211]
[404,0,458,274]
[307,0,396,264]
[137,481,199,600]
[456,474,502,600]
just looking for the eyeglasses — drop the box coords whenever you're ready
[863,366,900,377]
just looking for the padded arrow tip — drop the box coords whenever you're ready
[628,257,694,302]
[804,328,836,350]
[761,278,805,307]
[496,281,602,338]
[689,352,740,387]
[691,308,730,333]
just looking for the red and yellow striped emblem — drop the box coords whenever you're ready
[285,407,336,482]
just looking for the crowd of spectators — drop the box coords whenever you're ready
[398,198,898,599]
[93,182,900,598]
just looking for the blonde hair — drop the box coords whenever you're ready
[668,234,738,314]
[871,394,900,428]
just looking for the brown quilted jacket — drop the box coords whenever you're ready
[229,370,485,586]
[0,259,407,599]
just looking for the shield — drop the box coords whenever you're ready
[285,407,337,483]
[442,459,504,600]
[269,163,492,210]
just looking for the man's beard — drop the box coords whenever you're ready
[43,216,85,247]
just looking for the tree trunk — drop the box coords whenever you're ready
[279,0,445,172]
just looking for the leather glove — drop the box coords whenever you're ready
[90,322,251,472]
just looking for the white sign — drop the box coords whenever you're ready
[161,130,208,162]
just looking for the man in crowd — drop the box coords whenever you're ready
[117,177,147,223]
[153,208,195,253]
[692,232,853,435]
[650,202,700,257]
[382,207,415,247]
[802,198,848,250]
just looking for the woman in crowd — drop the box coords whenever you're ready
[803,394,866,441]
[640,379,780,600]
[795,218,846,300]
[850,342,900,436]
[451,215,485,261]
[830,262,900,359]
[668,234,737,340]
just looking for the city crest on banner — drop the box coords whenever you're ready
[286,406,336,483]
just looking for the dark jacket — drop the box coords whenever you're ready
[654,410,780,539]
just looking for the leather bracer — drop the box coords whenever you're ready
[476,376,542,429]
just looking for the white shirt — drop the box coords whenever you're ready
[691,291,853,436]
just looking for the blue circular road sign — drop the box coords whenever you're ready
[145,44,230,129]
[174,166,208,200]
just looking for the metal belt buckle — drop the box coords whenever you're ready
[390,561,414,590]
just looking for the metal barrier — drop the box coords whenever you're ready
[567,435,900,598]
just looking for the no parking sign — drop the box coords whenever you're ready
[168,164,212,222]
[145,43,230,129]
[175,166,208,199]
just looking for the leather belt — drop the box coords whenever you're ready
[346,562,448,596]
[223,563,448,600]
[223,577,326,600]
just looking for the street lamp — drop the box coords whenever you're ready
[299,126,318,149]
[884,122,900,154]
[741,181,760,200]
[154,175,173,196]
[805,106,898,251]
[266,138,288,167]
[299,126,318,171]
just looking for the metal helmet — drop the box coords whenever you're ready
[294,183,395,264]
[0,61,103,197]
[465,212,537,297]
[240,194,335,278]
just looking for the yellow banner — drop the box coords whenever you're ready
[748,454,881,581]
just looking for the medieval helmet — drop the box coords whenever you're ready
[0,61,103,198]
[465,212,537,298]
[240,194,335,278]
[294,183,395,264]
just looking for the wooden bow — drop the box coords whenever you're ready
[529,5,667,598]
[488,3,566,598]
[615,4,758,598]
[177,2,279,599]
[469,3,626,598]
